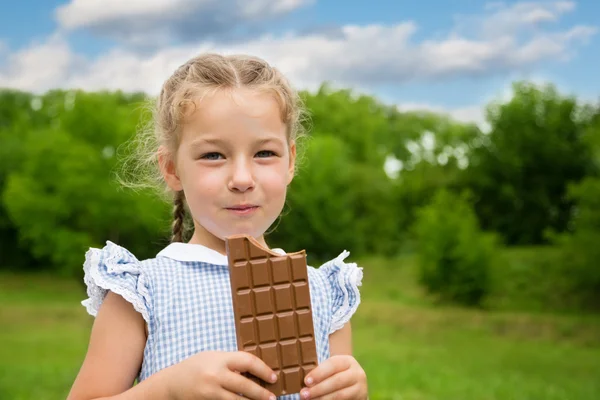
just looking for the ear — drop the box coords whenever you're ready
[287,141,296,185]
[158,146,183,191]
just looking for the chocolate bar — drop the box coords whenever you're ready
[226,235,318,396]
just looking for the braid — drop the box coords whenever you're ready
[171,191,186,243]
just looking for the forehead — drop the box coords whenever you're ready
[180,88,286,142]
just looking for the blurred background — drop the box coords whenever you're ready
[1,1,600,399]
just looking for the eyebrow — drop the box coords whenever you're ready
[189,137,225,147]
[256,137,286,146]
[189,135,286,148]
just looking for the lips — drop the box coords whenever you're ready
[226,204,258,210]
[225,204,260,216]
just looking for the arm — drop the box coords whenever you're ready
[301,322,367,399]
[329,321,353,356]
[67,291,170,400]
[67,292,278,400]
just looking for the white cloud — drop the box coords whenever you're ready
[55,0,314,48]
[1,1,596,100]
[0,34,85,92]
[455,1,578,38]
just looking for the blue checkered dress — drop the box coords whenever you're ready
[81,241,363,399]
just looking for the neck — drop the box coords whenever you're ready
[186,221,269,256]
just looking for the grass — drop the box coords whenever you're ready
[0,272,92,400]
[1,255,600,399]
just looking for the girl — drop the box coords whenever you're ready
[68,53,367,400]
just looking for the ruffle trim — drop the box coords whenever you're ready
[321,250,363,334]
[81,241,151,325]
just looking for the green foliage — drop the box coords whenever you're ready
[386,108,481,166]
[270,87,404,259]
[551,177,600,310]
[393,161,464,249]
[467,81,597,245]
[386,109,480,247]
[1,90,169,276]
[413,189,497,306]
[301,85,391,166]
[0,82,599,315]
[269,135,358,260]
[0,90,51,268]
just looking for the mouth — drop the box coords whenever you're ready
[225,204,259,215]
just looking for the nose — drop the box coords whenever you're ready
[228,158,255,193]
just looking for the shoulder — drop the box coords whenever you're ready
[81,241,172,323]
[311,251,363,287]
[309,251,364,334]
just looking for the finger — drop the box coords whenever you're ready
[305,356,351,386]
[313,385,358,400]
[222,370,276,400]
[300,370,354,399]
[214,387,247,400]
[227,352,277,384]
[212,388,239,400]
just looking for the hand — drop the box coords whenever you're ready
[300,355,368,400]
[165,350,278,400]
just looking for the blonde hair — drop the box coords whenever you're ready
[120,53,307,243]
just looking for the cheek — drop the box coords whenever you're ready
[180,163,223,200]
[197,174,223,194]
[258,164,290,194]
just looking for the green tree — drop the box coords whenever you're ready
[269,135,359,261]
[466,82,597,245]
[272,86,411,259]
[0,89,50,268]
[549,106,600,310]
[301,85,390,167]
[551,177,600,310]
[2,90,168,275]
[386,110,480,248]
[413,189,497,306]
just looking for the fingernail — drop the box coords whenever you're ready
[306,377,313,385]
[301,389,310,399]
[270,396,276,400]
[271,373,277,382]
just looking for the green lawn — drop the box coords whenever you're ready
[1,256,600,400]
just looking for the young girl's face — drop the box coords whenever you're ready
[166,88,295,247]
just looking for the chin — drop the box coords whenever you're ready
[217,224,266,241]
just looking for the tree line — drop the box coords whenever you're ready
[0,82,598,310]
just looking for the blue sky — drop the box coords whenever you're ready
[0,0,598,127]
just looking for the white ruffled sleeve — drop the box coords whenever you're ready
[319,251,363,334]
[81,241,152,324]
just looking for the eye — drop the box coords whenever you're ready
[199,152,224,160]
[256,150,276,158]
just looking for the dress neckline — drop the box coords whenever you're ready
[157,241,285,265]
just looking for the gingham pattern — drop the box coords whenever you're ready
[82,241,363,399]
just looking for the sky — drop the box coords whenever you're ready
[0,0,598,129]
